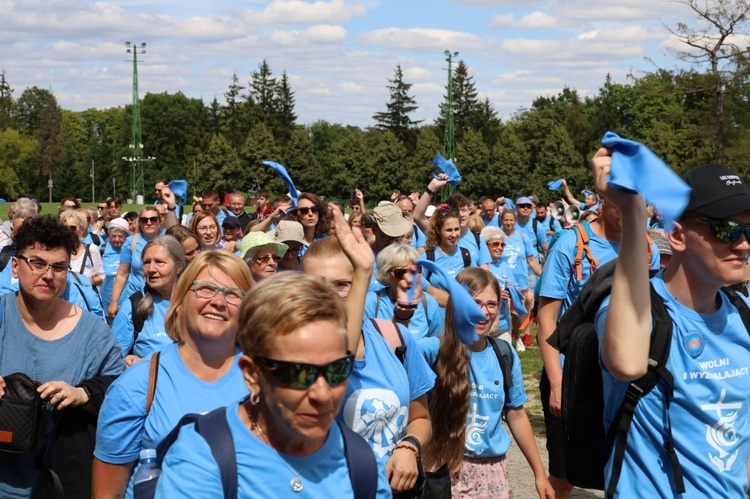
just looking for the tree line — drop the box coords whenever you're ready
[1,0,750,205]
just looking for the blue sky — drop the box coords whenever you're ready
[0,0,723,128]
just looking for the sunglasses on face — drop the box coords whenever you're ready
[297,206,319,216]
[685,218,750,244]
[140,216,159,225]
[254,254,282,265]
[255,353,354,389]
[98,206,107,210]
[489,241,506,248]
[517,204,532,209]
[67,225,79,232]
[390,267,410,279]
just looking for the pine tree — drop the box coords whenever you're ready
[372,64,423,143]
[250,60,278,127]
[275,71,297,145]
[437,60,480,142]
[222,72,246,148]
[0,70,13,130]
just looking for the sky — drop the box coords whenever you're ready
[0,0,725,128]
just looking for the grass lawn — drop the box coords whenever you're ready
[36,202,146,217]
[516,325,546,436]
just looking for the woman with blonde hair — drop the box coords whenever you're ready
[59,209,105,287]
[93,250,251,499]
[425,267,553,499]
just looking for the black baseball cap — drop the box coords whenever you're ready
[682,164,750,219]
[221,217,241,229]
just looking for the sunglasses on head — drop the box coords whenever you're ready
[254,254,282,264]
[140,216,159,225]
[255,353,354,389]
[685,218,750,244]
[437,208,460,217]
[297,206,319,216]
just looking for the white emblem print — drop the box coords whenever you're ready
[701,389,741,472]
[465,403,489,455]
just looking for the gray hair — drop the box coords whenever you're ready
[481,226,505,244]
[59,209,87,232]
[137,235,186,320]
[375,243,420,285]
[12,207,38,223]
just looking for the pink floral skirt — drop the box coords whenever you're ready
[450,454,512,498]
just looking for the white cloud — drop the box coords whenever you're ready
[239,0,366,26]
[358,28,487,52]
[490,11,558,29]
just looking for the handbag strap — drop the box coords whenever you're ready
[145,351,160,415]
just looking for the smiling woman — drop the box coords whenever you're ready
[93,250,252,499]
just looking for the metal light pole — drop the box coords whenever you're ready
[443,50,459,163]
[90,159,95,203]
[123,41,154,204]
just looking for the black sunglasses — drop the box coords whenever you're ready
[255,353,354,389]
[390,267,409,279]
[297,206,319,216]
[517,204,533,209]
[139,216,159,225]
[684,218,750,244]
[437,208,460,217]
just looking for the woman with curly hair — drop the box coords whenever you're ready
[424,267,553,499]
[420,205,478,288]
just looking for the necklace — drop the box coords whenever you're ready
[251,415,310,493]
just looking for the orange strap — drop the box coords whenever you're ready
[519,306,536,329]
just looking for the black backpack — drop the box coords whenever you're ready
[547,260,750,497]
[0,245,12,272]
[129,291,146,336]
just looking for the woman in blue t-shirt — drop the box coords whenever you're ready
[101,218,131,314]
[425,268,553,499]
[93,251,252,499]
[481,226,518,344]
[421,205,476,288]
[111,235,185,365]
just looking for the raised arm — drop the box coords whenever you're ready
[592,148,651,380]
[413,174,448,233]
[354,189,366,213]
[561,179,582,207]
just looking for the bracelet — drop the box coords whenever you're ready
[167,205,176,211]
[425,187,434,196]
[394,444,419,459]
[395,303,417,312]
[401,435,422,455]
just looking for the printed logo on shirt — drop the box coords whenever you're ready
[505,243,520,270]
[685,331,704,358]
[701,389,741,472]
[343,388,408,458]
[465,402,489,455]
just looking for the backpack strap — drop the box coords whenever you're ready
[90,232,101,247]
[68,272,93,312]
[424,249,435,281]
[370,318,407,364]
[0,245,13,272]
[472,230,480,247]
[606,283,684,497]
[79,244,92,275]
[572,222,598,281]
[338,420,378,499]
[721,287,750,333]
[460,247,471,268]
[486,336,514,401]
[130,290,146,337]
[145,351,160,415]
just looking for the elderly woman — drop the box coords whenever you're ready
[111,235,185,364]
[93,250,251,499]
[190,211,221,250]
[0,216,124,497]
[101,217,132,313]
[240,232,287,283]
[60,209,105,287]
[302,210,435,497]
[107,206,164,319]
[481,226,516,344]
[155,272,390,497]
[365,243,444,364]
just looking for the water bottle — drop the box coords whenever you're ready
[133,448,161,486]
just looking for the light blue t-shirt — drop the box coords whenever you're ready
[488,259,515,333]
[0,272,106,319]
[595,273,750,498]
[111,291,173,357]
[156,399,391,498]
[500,230,534,290]
[119,235,148,305]
[94,343,247,499]
[464,339,527,458]
[364,288,445,366]
[101,241,122,312]
[339,320,435,471]
[516,218,548,260]
[0,293,124,498]
[459,230,492,266]
[482,213,499,228]
[419,245,477,289]
[536,216,563,235]
[411,223,426,250]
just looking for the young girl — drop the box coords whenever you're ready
[425,267,553,499]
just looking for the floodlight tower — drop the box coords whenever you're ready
[443,50,459,163]
[123,41,154,203]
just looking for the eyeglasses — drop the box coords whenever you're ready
[192,280,246,306]
[16,255,69,275]
[389,267,410,279]
[140,216,159,225]
[196,225,218,233]
[517,204,532,209]
[97,205,107,210]
[255,353,354,389]
[684,218,750,244]
[474,298,499,312]
[253,254,282,265]
[67,225,79,232]
[297,206,319,216]
[286,245,302,255]
[489,241,505,248]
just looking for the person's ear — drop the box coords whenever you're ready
[667,222,686,254]
[239,354,262,397]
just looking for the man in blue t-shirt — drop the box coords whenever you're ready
[593,154,750,497]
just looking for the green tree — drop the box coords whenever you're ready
[249,60,278,128]
[0,128,36,198]
[363,130,408,201]
[192,134,243,194]
[455,128,491,198]
[437,60,480,143]
[490,125,532,198]
[0,71,13,130]
[275,71,297,145]
[372,64,422,145]
[241,122,284,194]
[222,73,247,149]
[406,126,442,194]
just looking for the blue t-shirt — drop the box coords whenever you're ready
[464,340,527,458]
[156,399,391,498]
[482,213,499,228]
[338,320,435,471]
[364,288,445,366]
[459,230,492,266]
[101,241,122,312]
[119,235,148,305]
[516,218,548,260]
[111,291,173,357]
[0,272,106,319]
[488,259,515,333]
[411,223,426,250]
[536,216,563,235]
[0,294,124,498]
[595,273,750,498]
[419,246,477,289]
[94,343,247,499]
[500,230,535,290]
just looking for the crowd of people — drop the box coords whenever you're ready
[0,156,749,499]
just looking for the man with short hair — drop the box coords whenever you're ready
[480,197,499,227]
[199,189,226,226]
[592,155,750,496]
[536,201,562,236]
[227,192,255,229]
[107,197,122,218]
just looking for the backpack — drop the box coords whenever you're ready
[129,290,146,336]
[133,405,378,499]
[0,245,12,272]
[547,260,750,497]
